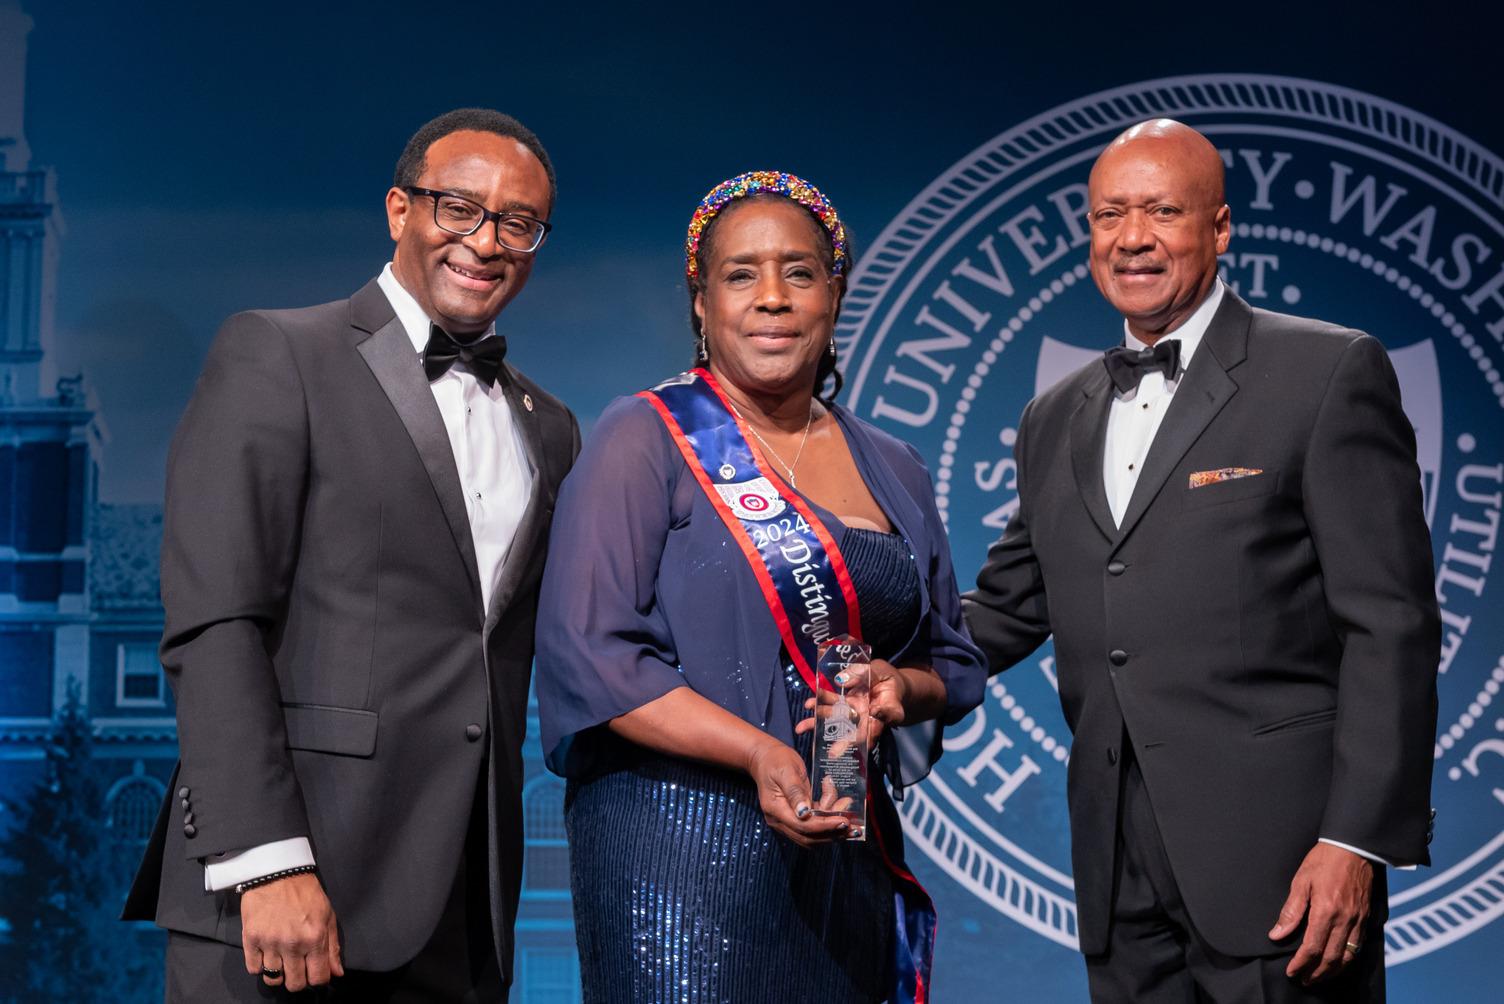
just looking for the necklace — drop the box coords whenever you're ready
[730,400,816,488]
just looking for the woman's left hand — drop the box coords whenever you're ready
[866,659,909,744]
[795,658,908,745]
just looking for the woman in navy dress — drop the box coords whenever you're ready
[535,172,985,1003]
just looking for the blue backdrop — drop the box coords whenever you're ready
[1,1,1501,1000]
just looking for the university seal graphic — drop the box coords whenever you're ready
[840,75,1504,962]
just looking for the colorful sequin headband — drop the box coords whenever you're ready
[684,170,849,281]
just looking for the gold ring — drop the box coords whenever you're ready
[1344,941,1362,955]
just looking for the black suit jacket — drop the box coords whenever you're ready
[123,279,579,980]
[963,290,1439,957]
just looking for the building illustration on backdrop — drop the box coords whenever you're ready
[0,0,174,825]
[0,3,579,998]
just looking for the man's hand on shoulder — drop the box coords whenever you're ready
[240,872,344,992]
[1268,842,1373,985]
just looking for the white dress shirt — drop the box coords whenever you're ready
[1100,279,1395,870]
[376,261,534,614]
[1102,281,1222,527]
[204,266,533,891]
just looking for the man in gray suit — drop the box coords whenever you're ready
[124,108,579,1000]
[964,120,1438,1001]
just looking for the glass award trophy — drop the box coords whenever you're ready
[811,634,872,840]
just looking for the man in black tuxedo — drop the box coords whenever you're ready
[964,120,1439,1001]
[124,108,579,999]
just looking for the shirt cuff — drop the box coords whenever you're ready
[203,837,316,892]
[1318,836,1416,871]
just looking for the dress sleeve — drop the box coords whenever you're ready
[889,441,989,791]
[535,395,688,776]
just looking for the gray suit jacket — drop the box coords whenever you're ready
[123,279,579,981]
[964,290,1439,957]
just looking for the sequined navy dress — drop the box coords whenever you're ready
[536,396,987,1004]
[565,523,922,1004]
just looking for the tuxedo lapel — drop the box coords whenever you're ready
[1115,292,1251,542]
[1069,366,1118,544]
[349,281,484,609]
[485,367,550,629]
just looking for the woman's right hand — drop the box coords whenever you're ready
[745,739,851,848]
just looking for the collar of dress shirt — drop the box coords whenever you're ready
[1120,278,1226,369]
[376,262,497,355]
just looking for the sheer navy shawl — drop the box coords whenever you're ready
[535,393,986,783]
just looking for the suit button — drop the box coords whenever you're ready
[1107,748,1119,765]
[465,723,484,742]
[183,811,195,825]
[177,786,190,799]
[180,798,190,810]
[183,823,197,839]
[1109,649,1129,666]
[1107,560,1126,576]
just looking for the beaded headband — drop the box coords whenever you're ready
[684,170,849,282]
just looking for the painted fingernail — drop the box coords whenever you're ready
[834,672,850,686]
[796,804,811,819]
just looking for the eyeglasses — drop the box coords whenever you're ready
[404,187,552,253]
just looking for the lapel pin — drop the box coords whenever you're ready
[523,393,534,412]
[719,463,736,481]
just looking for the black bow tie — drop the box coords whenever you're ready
[1103,339,1181,395]
[422,324,507,388]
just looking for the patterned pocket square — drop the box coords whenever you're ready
[1189,467,1264,489]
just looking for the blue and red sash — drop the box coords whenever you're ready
[638,368,938,1003]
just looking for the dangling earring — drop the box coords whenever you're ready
[696,331,708,363]
[827,337,837,358]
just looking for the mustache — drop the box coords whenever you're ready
[1113,258,1165,272]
